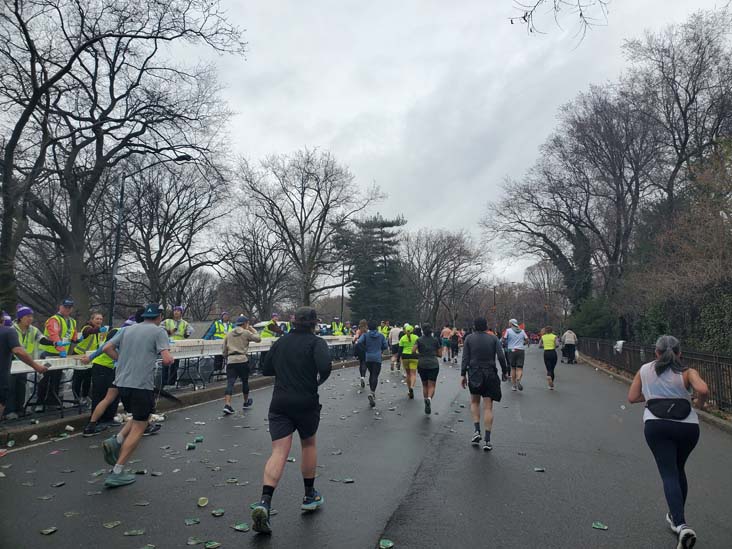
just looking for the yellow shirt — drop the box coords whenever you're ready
[541,334,559,351]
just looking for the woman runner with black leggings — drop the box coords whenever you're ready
[628,335,709,549]
[539,326,560,389]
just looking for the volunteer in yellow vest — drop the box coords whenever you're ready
[161,306,193,386]
[7,307,53,418]
[379,320,390,339]
[203,312,232,372]
[36,298,78,411]
[330,317,344,336]
[399,324,419,399]
[539,326,561,390]
[71,311,107,408]
[260,313,284,339]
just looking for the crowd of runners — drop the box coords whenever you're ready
[0,301,711,548]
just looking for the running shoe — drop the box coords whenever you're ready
[251,503,272,534]
[104,472,136,488]
[501,373,508,382]
[483,441,492,452]
[454,358,458,364]
[666,513,681,534]
[243,398,253,409]
[368,393,375,408]
[471,431,481,445]
[511,385,517,392]
[102,436,122,466]
[301,490,325,512]
[408,388,414,399]
[83,423,108,437]
[517,381,523,391]
[143,423,161,436]
[360,377,366,389]
[424,398,431,415]
[676,526,697,548]
[223,404,235,415]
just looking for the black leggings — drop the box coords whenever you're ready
[644,420,700,527]
[365,361,382,392]
[543,350,558,380]
[359,359,367,378]
[225,362,250,396]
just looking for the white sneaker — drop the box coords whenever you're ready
[666,514,680,534]
[676,526,697,549]
[471,431,481,445]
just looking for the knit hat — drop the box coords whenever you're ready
[1,311,12,327]
[16,306,34,320]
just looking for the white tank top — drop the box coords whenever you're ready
[639,361,698,424]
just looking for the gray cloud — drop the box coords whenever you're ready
[206,0,720,279]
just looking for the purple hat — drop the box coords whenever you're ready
[271,312,280,318]
[122,316,136,327]
[1,311,12,327]
[16,306,34,320]
[174,306,184,313]
[221,311,230,318]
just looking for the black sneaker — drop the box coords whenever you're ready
[517,381,523,391]
[424,398,431,415]
[82,423,108,437]
[408,388,414,399]
[368,393,375,408]
[471,431,481,445]
[143,423,161,436]
[243,398,253,409]
[501,373,508,382]
[223,404,235,415]
[483,441,493,452]
[251,503,272,534]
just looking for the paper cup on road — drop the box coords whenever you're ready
[29,434,39,442]
[64,425,74,432]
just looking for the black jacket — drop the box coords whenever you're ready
[461,332,507,376]
[263,329,332,411]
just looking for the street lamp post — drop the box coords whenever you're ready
[107,154,193,327]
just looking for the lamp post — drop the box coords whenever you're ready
[107,154,193,326]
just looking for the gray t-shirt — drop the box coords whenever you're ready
[113,322,170,390]
[504,328,527,350]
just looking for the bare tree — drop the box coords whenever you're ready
[401,229,483,325]
[241,149,382,306]
[220,215,293,319]
[0,0,245,312]
[510,0,610,38]
[181,270,220,321]
[122,162,228,307]
[624,9,732,212]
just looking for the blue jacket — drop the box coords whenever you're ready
[357,330,387,363]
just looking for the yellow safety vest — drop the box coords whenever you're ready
[331,322,344,336]
[73,328,105,355]
[379,326,390,338]
[213,320,231,340]
[541,333,558,351]
[14,323,41,357]
[164,318,188,340]
[39,314,76,355]
[92,327,119,369]
[260,322,278,338]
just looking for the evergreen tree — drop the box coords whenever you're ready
[346,214,409,322]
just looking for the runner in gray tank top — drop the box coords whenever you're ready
[628,335,709,549]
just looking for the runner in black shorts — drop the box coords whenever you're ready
[251,307,332,535]
[415,323,441,415]
[461,317,507,451]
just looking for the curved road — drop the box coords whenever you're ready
[1,348,730,548]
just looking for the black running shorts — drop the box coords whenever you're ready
[467,369,502,401]
[418,367,439,383]
[118,387,155,421]
[268,405,321,441]
[508,349,525,369]
[391,344,400,355]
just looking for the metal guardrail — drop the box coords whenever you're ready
[578,338,732,412]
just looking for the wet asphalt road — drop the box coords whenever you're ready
[1,349,731,548]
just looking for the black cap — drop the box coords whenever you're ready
[62,298,75,307]
[234,315,249,325]
[141,303,164,318]
[295,306,317,323]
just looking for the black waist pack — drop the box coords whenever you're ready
[646,398,691,420]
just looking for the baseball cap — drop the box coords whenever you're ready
[142,303,164,318]
[509,319,519,327]
[295,307,317,323]
[61,298,75,307]
[234,315,249,325]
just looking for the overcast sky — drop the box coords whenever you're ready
[207,0,721,280]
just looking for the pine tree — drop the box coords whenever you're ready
[347,214,409,322]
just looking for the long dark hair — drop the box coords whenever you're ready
[654,335,686,375]
[422,323,433,337]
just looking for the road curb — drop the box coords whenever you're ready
[1,359,359,448]
[578,352,732,436]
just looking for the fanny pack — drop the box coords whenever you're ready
[646,398,691,420]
